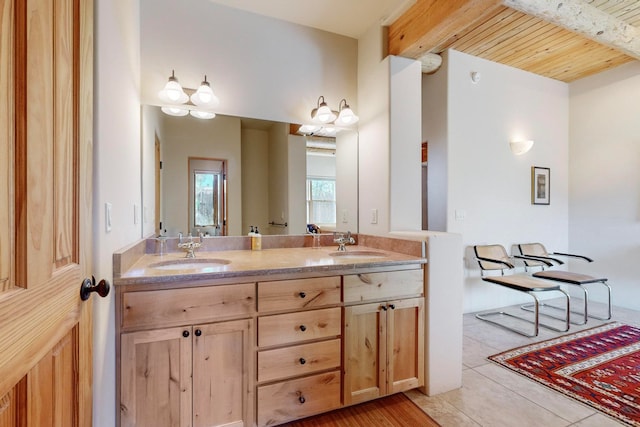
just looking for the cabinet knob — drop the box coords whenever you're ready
[299,292,306,298]
[388,304,395,310]
[299,357,306,365]
[299,325,307,332]
[298,395,306,404]
[380,305,387,311]
[182,330,190,338]
[195,329,202,337]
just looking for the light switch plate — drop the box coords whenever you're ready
[105,202,112,232]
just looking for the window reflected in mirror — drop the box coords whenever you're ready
[189,157,226,236]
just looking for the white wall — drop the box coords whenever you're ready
[424,50,570,313]
[140,0,357,125]
[422,55,449,232]
[390,56,422,232]
[141,105,161,237]
[161,113,243,236]
[357,24,423,236]
[94,1,140,426]
[336,131,359,232]
[569,62,640,311]
[242,128,270,234]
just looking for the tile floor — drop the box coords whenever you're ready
[406,300,639,426]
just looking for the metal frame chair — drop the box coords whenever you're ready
[473,244,570,337]
[515,243,612,323]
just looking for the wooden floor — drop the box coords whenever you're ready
[282,393,440,426]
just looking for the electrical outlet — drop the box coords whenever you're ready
[371,208,378,224]
[342,210,348,223]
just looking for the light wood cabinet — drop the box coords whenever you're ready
[343,270,424,406]
[120,319,253,427]
[116,264,425,427]
[118,282,255,427]
[256,277,342,427]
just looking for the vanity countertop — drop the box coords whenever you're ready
[114,245,426,286]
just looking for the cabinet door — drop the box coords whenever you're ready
[343,302,387,405]
[193,319,254,427]
[387,298,424,394]
[120,328,192,427]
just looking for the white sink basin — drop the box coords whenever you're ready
[149,258,231,271]
[329,250,387,259]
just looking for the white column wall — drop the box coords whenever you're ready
[424,50,570,313]
[569,62,640,311]
[94,1,141,426]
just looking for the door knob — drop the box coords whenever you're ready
[80,276,110,301]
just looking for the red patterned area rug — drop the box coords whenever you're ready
[489,322,640,426]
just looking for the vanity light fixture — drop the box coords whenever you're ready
[190,75,219,108]
[190,110,216,120]
[334,98,359,126]
[158,70,188,104]
[161,106,189,117]
[509,139,534,155]
[309,96,358,127]
[158,70,218,119]
[310,96,337,123]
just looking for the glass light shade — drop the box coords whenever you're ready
[190,79,219,108]
[315,104,336,123]
[189,110,216,119]
[161,106,189,116]
[158,75,188,104]
[299,124,322,134]
[335,107,359,126]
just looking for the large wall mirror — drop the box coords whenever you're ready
[141,105,358,237]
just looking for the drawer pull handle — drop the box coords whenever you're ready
[195,329,202,337]
[380,305,388,311]
[182,330,190,338]
[298,395,306,404]
[299,292,306,298]
[299,358,306,365]
[300,325,307,332]
[388,304,396,310]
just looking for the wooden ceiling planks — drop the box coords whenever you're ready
[389,0,640,82]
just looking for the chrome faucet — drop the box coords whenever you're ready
[178,233,202,258]
[333,231,355,252]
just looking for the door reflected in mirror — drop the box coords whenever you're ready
[141,105,358,237]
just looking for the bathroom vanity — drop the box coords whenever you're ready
[113,234,428,427]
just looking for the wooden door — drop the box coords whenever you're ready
[387,298,424,394]
[193,319,254,427]
[120,327,193,427]
[343,302,387,405]
[0,0,94,425]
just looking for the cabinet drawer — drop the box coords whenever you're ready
[258,276,341,313]
[258,339,341,383]
[343,269,423,303]
[258,307,341,348]
[257,370,341,427]
[121,283,255,329]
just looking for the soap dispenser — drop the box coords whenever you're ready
[251,227,262,251]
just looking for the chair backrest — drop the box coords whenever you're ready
[517,243,549,268]
[474,244,514,273]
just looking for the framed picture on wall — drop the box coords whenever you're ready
[531,166,550,205]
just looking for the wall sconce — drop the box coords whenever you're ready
[509,139,534,155]
[309,96,358,127]
[310,96,337,123]
[158,70,218,119]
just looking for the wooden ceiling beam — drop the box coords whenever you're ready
[388,0,505,58]
[503,0,640,60]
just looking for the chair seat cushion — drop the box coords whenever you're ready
[482,274,561,292]
[533,270,607,285]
